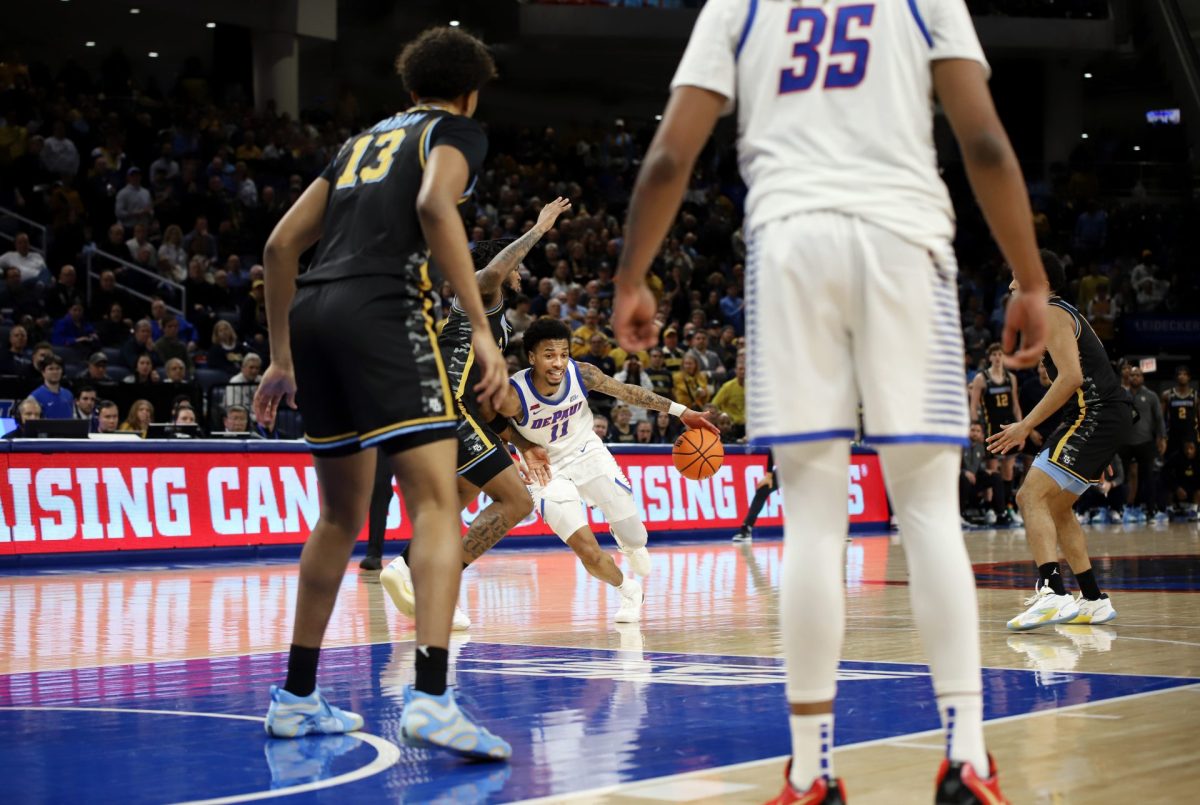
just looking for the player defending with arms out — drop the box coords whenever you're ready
[253,27,511,759]
[381,198,573,627]
[969,343,1022,524]
[614,0,1049,802]
[499,317,718,623]
[989,251,1130,632]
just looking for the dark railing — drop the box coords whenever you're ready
[0,206,49,254]
[84,247,187,320]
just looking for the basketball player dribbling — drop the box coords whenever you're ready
[614,1,1048,802]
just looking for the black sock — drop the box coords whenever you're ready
[284,644,320,697]
[1038,562,1067,595]
[415,646,449,696]
[1075,569,1102,600]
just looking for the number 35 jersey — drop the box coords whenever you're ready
[671,0,987,253]
[509,360,605,472]
[298,106,487,289]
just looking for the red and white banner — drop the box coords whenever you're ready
[0,447,889,555]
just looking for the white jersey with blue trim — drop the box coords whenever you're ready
[670,0,987,252]
[509,360,605,471]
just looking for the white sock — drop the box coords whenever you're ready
[788,713,834,790]
[617,577,639,596]
[939,694,988,774]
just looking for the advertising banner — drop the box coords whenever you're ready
[0,445,889,555]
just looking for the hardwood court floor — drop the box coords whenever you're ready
[1,522,1198,803]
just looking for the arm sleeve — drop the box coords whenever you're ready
[428,117,489,177]
[928,0,990,75]
[669,0,746,116]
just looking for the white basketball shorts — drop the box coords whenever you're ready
[530,446,638,541]
[745,211,968,447]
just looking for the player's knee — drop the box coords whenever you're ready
[319,507,367,540]
[610,516,648,550]
[1015,482,1040,511]
[501,491,534,525]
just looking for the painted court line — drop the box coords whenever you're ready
[0,706,401,804]
[510,682,1200,804]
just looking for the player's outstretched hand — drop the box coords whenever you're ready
[1002,288,1048,369]
[537,196,572,229]
[519,445,552,487]
[254,363,297,429]
[681,408,720,436]
[986,420,1029,455]
[613,278,660,352]
[472,331,509,412]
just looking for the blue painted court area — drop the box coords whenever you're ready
[1,643,1195,803]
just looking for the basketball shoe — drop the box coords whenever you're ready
[732,526,753,543]
[399,685,511,760]
[264,685,364,737]
[381,555,470,630]
[1006,581,1079,631]
[764,763,847,804]
[615,578,644,623]
[1064,593,1116,625]
[935,754,1009,804]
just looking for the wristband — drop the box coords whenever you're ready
[668,402,686,418]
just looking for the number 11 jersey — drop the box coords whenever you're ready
[509,360,602,469]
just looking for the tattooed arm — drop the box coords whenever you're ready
[576,361,720,435]
[476,196,572,305]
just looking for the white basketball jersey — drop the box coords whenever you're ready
[509,360,602,469]
[671,0,988,252]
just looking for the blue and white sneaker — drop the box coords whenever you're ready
[399,685,511,760]
[265,685,364,738]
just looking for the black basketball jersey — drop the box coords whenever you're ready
[298,106,487,289]
[439,298,511,399]
[1165,387,1199,445]
[980,368,1017,430]
[1043,297,1124,415]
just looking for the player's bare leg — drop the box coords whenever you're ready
[463,467,534,565]
[1008,468,1083,630]
[566,525,643,622]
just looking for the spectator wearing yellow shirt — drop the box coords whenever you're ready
[672,354,711,409]
[571,309,610,358]
[713,356,746,434]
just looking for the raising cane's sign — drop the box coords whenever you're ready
[0,444,889,555]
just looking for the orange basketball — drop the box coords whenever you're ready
[672,428,725,481]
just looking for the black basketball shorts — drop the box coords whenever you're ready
[454,394,515,487]
[289,275,456,457]
[1038,400,1132,485]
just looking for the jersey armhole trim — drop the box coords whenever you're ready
[906,0,935,48]
[510,377,530,426]
[418,118,440,169]
[735,0,759,59]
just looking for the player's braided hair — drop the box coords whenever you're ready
[523,317,572,357]
[395,27,496,102]
[470,239,513,271]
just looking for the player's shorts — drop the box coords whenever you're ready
[529,445,637,540]
[289,275,456,457]
[745,212,968,447]
[454,396,515,487]
[1033,401,1132,494]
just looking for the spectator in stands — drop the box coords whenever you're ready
[570,309,606,358]
[154,315,190,368]
[74,385,98,429]
[719,284,745,334]
[114,167,153,230]
[635,420,654,444]
[644,347,674,400]
[96,303,131,348]
[51,300,100,349]
[0,324,31,374]
[222,404,251,434]
[183,216,219,261]
[613,353,655,423]
[207,320,247,375]
[687,330,726,384]
[149,298,198,346]
[173,403,198,426]
[123,353,160,385]
[15,396,41,425]
[0,266,45,323]
[23,342,55,384]
[41,121,80,179]
[963,310,991,367]
[592,414,609,441]
[224,352,262,410]
[660,327,684,373]
[77,352,116,386]
[578,331,616,416]
[158,225,186,274]
[162,357,189,383]
[561,286,586,329]
[150,142,180,181]
[713,356,746,436]
[1087,280,1117,348]
[30,354,75,419]
[0,232,50,284]
[1134,261,1169,312]
[89,270,131,321]
[96,400,120,433]
[125,223,157,266]
[119,399,153,437]
[238,279,268,349]
[607,404,637,444]
[506,295,533,341]
[530,277,554,316]
[46,265,81,319]
[120,319,159,369]
[673,354,711,409]
[652,409,683,444]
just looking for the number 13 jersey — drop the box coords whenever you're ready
[509,360,603,470]
[671,0,987,253]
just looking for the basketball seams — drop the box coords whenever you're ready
[673,428,725,480]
